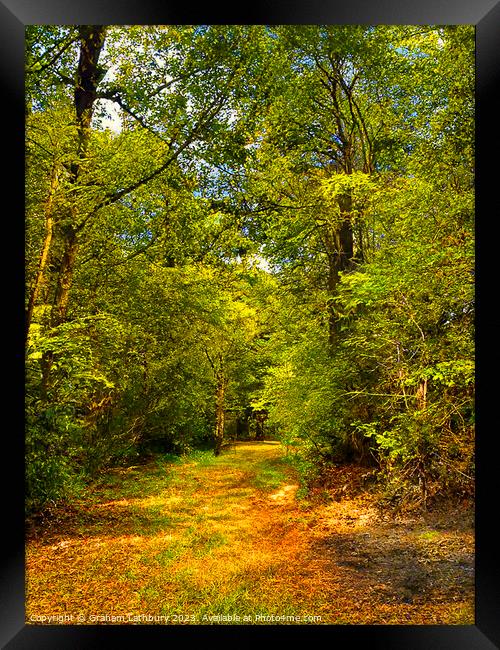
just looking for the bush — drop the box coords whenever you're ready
[25,405,86,513]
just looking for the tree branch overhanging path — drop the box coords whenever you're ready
[25,24,475,626]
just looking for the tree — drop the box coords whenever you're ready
[241,25,474,501]
[25,24,475,511]
[26,25,270,506]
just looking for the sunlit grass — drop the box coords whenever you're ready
[417,529,441,541]
[184,449,219,467]
[27,441,315,622]
[26,441,474,626]
[251,456,290,490]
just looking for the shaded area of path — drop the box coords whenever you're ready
[26,441,474,625]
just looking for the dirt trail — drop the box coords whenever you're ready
[26,441,474,625]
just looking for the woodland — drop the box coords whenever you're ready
[25,25,475,624]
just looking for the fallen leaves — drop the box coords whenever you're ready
[26,442,474,625]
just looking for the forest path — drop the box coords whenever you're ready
[26,442,474,625]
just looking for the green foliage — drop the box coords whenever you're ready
[281,452,320,500]
[243,25,474,505]
[25,401,86,512]
[25,24,474,512]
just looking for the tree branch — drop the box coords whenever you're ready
[26,33,79,76]
[75,92,228,232]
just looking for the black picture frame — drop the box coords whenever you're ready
[5,0,499,647]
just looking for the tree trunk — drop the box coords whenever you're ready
[338,188,354,271]
[49,25,106,329]
[325,185,355,348]
[236,411,250,439]
[416,378,428,409]
[25,161,60,348]
[51,225,79,326]
[73,27,107,134]
[40,26,106,393]
[254,411,266,441]
[214,376,226,456]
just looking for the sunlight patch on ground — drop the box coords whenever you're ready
[268,484,299,503]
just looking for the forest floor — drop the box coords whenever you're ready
[25,441,474,626]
